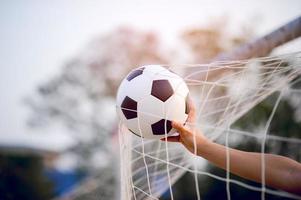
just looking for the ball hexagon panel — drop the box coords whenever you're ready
[151,119,172,135]
[124,72,153,102]
[124,118,139,134]
[151,80,174,102]
[143,65,168,77]
[164,94,188,123]
[138,121,154,138]
[167,76,189,98]
[121,96,137,119]
[138,95,165,125]
[126,117,153,138]
[153,68,180,80]
[175,82,189,98]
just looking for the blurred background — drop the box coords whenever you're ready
[0,0,301,199]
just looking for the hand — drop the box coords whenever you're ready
[161,98,208,155]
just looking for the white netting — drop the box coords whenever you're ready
[118,52,301,200]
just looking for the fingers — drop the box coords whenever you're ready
[172,121,186,134]
[163,120,196,144]
[161,122,186,143]
[160,136,180,142]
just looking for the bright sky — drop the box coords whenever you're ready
[0,0,300,148]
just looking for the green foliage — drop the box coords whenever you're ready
[234,91,301,160]
[0,154,54,200]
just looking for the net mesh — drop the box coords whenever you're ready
[118,52,301,200]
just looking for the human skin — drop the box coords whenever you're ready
[162,100,301,195]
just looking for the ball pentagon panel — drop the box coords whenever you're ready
[151,80,174,102]
[126,67,144,81]
[121,96,138,120]
[152,67,189,98]
[185,94,190,115]
[151,119,172,136]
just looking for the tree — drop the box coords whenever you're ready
[0,154,54,200]
[25,27,170,199]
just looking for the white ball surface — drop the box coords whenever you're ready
[116,65,189,139]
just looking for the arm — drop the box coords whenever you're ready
[163,100,301,195]
[197,137,301,195]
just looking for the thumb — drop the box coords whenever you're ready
[172,121,187,136]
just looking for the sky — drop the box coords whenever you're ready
[0,0,300,149]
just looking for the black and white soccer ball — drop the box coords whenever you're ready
[116,65,189,139]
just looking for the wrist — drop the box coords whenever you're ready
[197,137,211,156]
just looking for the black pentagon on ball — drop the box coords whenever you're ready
[121,96,137,119]
[185,94,190,114]
[151,119,172,135]
[127,68,145,81]
[168,68,175,74]
[128,129,142,138]
[151,80,174,102]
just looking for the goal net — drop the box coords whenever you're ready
[118,51,301,200]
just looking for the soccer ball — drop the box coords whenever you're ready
[116,65,189,139]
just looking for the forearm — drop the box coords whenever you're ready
[198,140,301,194]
